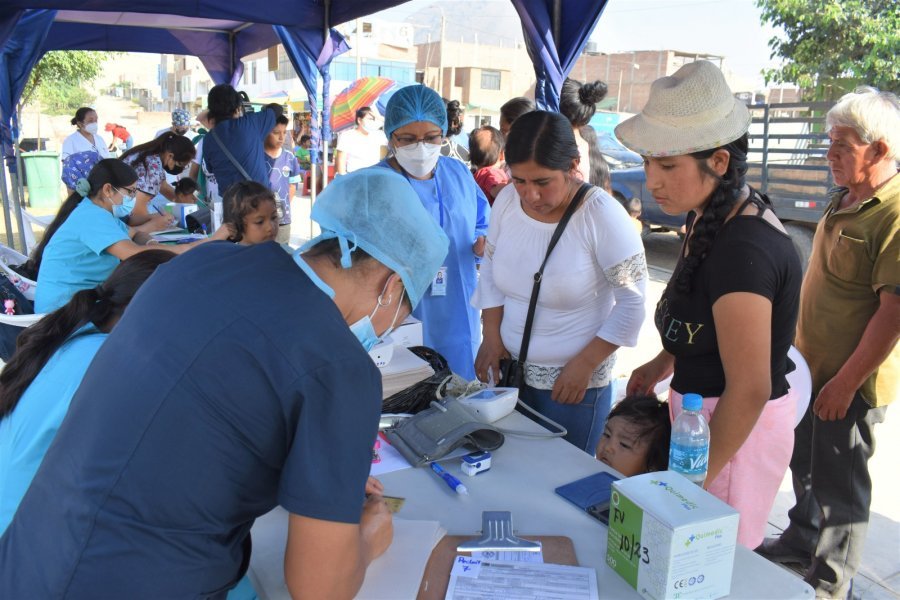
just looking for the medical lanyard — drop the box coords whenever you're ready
[400,162,445,228]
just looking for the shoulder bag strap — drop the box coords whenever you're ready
[209,128,252,181]
[516,182,593,366]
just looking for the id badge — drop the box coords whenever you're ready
[431,266,448,296]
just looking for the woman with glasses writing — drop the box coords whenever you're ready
[119,132,197,229]
[377,85,490,379]
[33,160,230,313]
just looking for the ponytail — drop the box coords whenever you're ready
[20,159,138,279]
[120,132,196,168]
[672,134,749,294]
[0,250,175,418]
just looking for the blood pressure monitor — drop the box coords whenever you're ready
[458,387,519,424]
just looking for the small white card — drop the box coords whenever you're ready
[431,266,447,296]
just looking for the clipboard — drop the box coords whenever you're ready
[416,535,578,600]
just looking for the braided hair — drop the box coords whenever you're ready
[0,250,175,418]
[672,134,749,295]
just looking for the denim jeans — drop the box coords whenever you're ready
[518,384,612,453]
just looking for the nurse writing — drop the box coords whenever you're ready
[378,85,490,379]
[32,159,230,313]
[0,169,449,599]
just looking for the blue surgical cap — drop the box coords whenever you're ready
[301,168,449,308]
[383,85,448,138]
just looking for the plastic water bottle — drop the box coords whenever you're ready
[669,393,710,485]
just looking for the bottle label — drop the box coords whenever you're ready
[669,442,709,475]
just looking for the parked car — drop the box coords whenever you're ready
[599,101,835,271]
[596,132,686,238]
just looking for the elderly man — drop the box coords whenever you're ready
[758,87,900,599]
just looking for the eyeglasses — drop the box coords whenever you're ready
[116,186,138,197]
[392,133,443,147]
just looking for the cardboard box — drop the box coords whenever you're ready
[392,316,423,348]
[606,471,739,600]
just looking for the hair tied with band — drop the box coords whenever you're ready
[74,178,91,198]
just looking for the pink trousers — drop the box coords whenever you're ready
[669,389,796,549]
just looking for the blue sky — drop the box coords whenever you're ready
[376,0,783,89]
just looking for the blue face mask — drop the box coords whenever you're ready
[350,283,406,352]
[112,191,136,219]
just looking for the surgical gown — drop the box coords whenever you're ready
[378,157,489,379]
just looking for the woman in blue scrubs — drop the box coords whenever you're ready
[0,250,174,535]
[378,85,490,379]
[32,159,230,313]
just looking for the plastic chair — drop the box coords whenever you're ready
[786,345,812,427]
[19,208,53,254]
[0,312,44,366]
[0,244,37,301]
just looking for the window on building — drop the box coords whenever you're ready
[481,70,501,90]
[251,62,257,84]
[416,71,425,84]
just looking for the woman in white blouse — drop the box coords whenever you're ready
[473,111,647,453]
[61,107,110,195]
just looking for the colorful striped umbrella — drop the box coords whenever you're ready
[330,77,396,132]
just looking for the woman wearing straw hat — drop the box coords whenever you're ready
[621,61,803,549]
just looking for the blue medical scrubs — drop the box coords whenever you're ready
[379,157,489,379]
[0,243,381,598]
[0,326,106,535]
[35,199,130,313]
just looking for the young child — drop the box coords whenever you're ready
[294,134,312,170]
[595,394,671,477]
[469,125,509,205]
[264,115,303,245]
[173,177,198,204]
[223,181,279,246]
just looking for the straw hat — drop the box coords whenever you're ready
[615,60,751,157]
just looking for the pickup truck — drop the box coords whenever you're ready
[607,101,835,269]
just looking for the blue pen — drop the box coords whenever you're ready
[430,462,468,495]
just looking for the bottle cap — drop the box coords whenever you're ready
[682,393,703,411]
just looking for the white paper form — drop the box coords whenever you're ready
[355,519,446,600]
[444,557,599,600]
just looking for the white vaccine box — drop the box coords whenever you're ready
[606,471,739,600]
[392,316,423,348]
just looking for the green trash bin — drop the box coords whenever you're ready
[22,150,62,210]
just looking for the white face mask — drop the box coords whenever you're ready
[83,122,99,135]
[361,119,378,134]
[394,142,441,178]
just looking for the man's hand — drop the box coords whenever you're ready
[813,375,856,421]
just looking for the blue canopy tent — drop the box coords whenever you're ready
[0,1,404,248]
[0,0,609,248]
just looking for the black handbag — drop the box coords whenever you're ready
[499,182,593,388]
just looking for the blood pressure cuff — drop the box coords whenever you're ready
[384,398,504,468]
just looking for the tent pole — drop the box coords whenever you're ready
[321,0,332,192]
[10,160,28,253]
[552,0,562,46]
[1,158,15,247]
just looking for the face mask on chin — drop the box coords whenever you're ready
[164,163,185,176]
[349,281,406,352]
[394,143,441,178]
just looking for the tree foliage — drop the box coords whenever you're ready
[756,0,899,98]
[19,51,114,109]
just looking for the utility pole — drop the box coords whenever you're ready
[438,9,446,98]
[355,17,362,80]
